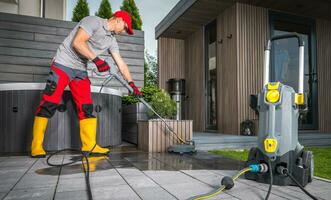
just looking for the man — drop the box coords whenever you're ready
[31,10,142,157]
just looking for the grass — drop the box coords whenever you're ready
[210,146,331,180]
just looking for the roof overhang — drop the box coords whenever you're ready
[155,0,234,39]
[156,0,331,39]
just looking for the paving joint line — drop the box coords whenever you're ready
[104,156,143,200]
[52,155,65,200]
[151,154,240,200]
[125,157,180,200]
[1,158,39,200]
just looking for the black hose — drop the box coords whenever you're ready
[265,159,273,200]
[286,172,318,200]
[46,145,96,200]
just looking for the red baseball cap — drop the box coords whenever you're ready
[114,10,134,35]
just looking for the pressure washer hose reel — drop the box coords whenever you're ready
[245,33,314,187]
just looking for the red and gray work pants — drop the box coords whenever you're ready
[36,62,95,120]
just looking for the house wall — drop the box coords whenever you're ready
[316,19,331,133]
[0,2,18,14]
[157,2,331,134]
[216,3,267,135]
[184,28,205,131]
[157,32,204,131]
[45,0,66,20]
[216,4,239,134]
[0,0,66,20]
[235,3,268,133]
[157,37,185,90]
[0,12,144,94]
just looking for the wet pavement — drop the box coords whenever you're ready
[0,144,330,200]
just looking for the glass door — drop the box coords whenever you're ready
[205,20,217,130]
[269,12,318,130]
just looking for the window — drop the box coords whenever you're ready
[269,11,318,130]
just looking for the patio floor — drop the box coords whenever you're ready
[0,145,330,200]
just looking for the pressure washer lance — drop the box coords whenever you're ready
[187,163,269,200]
[92,69,194,150]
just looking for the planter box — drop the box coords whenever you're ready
[138,120,193,152]
[122,102,149,144]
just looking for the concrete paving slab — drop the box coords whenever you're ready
[115,168,179,199]
[181,170,225,186]
[4,187,54,200]
[144,170,203,185]
[0,192,6,199]
[28,156,63,172]
[55,185,141,200]
[0,157,35,167]
[54,190,89,200]
[0,167,26,180]
[144,170,234,199]
[0,178,20,193]
[181,171,286,200]
[134,186,177,200]
[14,173,58,190]
[1,149,331,200]
[57,174,128,193]
[212,170,326,200]
[162,182,231,200]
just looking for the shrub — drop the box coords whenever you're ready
[95,0,113,19]
[120,0,142,30]
[72,0,90,22]
[122,86,177,119]
[148,89,176,119]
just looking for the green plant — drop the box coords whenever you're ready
[72,0,90,22]
[148,89,176,119]
[122,85,160,105]
[95,0,113,19]
[120,0,142,30]
[141,85,160,102]
[121,85,176,119]
[144,51,158,87]
[122,94,139,105]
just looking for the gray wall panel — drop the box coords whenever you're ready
[0,12,145,94]
[0,38,60,51]
[0,12,76,29]
[0,29,34,40]
[0,47,55,59]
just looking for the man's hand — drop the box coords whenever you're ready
[92,57,110,72]
[128,81,142,97]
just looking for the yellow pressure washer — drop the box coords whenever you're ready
[188,33,318,200]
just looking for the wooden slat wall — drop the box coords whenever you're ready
[138,120,192,152]
[185,29,205,131]
[157,37,185,90]
[316,19,331,132]
[217,5,239,134]
[0,12,144,93]
[236,3,268,134]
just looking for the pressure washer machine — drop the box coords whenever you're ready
[245,33,314,187]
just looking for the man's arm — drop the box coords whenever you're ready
[72,28,96,60]
[111,52,133,82]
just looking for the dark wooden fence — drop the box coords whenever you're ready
[0,12,144,92]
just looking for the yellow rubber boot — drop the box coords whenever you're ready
[80,118,110,155]
[31,116,48,158]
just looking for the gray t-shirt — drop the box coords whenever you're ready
[54,16,119,71]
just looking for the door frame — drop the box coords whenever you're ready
[204,20,218,131]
